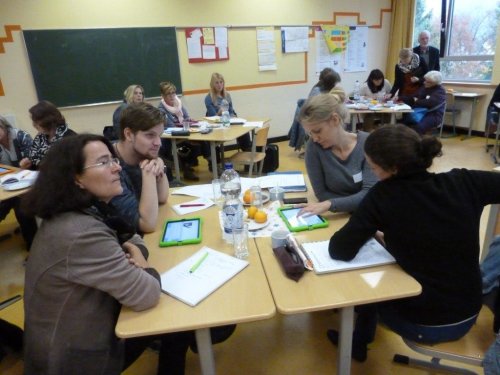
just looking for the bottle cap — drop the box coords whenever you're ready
[224,162,233,170]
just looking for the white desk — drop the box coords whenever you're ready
[452,92,486,139]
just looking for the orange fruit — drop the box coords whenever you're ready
[243,189,252,204]
[254,210,267,223]
[247,206,258,219]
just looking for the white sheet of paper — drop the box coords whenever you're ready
[172,197,214,215]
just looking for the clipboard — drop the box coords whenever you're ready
[160,217,202,247]
[277,207,328,232]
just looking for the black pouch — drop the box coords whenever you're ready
[272,245,304,282]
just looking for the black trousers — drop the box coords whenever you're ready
[0,197,37,251]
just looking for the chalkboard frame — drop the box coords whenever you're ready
[23,27,182,108]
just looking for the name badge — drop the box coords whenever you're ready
[353,171,363,183]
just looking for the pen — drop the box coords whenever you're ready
[180,204,205,207]
[189,252,209,273]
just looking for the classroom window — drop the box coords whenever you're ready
[413,0,499,82]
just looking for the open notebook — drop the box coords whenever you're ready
[301,238,395,275]
[160,247,249,306]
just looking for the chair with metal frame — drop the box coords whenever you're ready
[440,91,460,138]
[229,124,270,177]
[393,304,494,374]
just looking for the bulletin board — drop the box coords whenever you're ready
[185,27,229,63]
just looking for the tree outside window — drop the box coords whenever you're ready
[413,0,499,82]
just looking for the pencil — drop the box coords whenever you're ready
[189,252,209,273]
[180,204,205,207]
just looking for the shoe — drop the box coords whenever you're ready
[183,170,199,181]
[327,329,368,362]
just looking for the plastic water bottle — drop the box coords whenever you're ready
[220,99,230,128]
[353,80,360,101]
[220,162,243,243]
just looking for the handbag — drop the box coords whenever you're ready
[406,107,428,124]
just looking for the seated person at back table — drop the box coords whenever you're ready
[112,84,144,139]
[389,48,428,101]
[327,125,500,362]
[297,93,378,216]
[400,70,446,135]
[204,72,252,152]
[111,102,169,234]
[359,69,393,131]
[158,81,209,181]
[22,134,194,375]
[19,100,76,170]
[308,67,342,98]
[0,116,37,250]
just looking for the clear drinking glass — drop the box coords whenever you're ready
[233,224,249,259]
[212,178,223,207]
[183,120,190,131]
[250,185,263,208]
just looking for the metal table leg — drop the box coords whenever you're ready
[337,306,355,375]
[195,328,216,375]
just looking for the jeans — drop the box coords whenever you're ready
[484,332,500,375]
[352,303,477,345]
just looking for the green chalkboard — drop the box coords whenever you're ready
[23,27,182,107]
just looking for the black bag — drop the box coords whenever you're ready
[262,144,279,173]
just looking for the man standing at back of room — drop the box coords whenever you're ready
[111,102,169,234]
[413,30,440,71]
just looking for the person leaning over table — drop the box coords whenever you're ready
[297,93,378,217]
[204,72,252,152]
[19,100,77,170]
[359,69,392,131]
[22,134,194,375]
[0,116,37,250]
[399,70,446,135]
[110,102,169,234]
[112,84,144,139]
[389,48,428,100]
[158,81,208,181]
[326,125,500,362]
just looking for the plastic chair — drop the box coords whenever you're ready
[229,124,270,177]
[393,305,494,375]
[440,92,460,138]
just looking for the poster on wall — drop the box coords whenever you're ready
[257,27,277,71]
[344,26,367,72]
[320,25,349,53]
[281,27,309,53]
[315,26,344,74]
[185,27,229,63]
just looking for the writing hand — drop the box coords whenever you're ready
[19,158,32,169]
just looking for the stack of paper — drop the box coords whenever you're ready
[160,247,249,306]
[302,238,395,274]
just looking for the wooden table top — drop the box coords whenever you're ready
[0,164,31,201]
[115,192,276,338]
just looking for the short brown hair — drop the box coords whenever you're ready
[119,102,164,140]
[159,81,176,97]
[29,101,65,131]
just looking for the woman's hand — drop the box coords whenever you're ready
[410,76,419,83]
[297,201,332,216]
[19,158,32,169]
[374,230,385,247]
[122,241,149,269]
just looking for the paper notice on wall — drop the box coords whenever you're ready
[315,27,344,74]
[344,26,367,72]
[281,26,309,53]
[257,26,277,71]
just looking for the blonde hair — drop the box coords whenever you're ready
[399,48,413,60]
[123,84,144,104]
[159,81,176,97]
[299,93,349,127]
[209,72,230,104]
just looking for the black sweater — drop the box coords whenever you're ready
[330,169,500,325]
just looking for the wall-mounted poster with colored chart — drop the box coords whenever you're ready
[185,27,229,63]
[320,25,349,53]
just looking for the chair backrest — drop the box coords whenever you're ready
[254,125,270,149]
[445,92,456,109]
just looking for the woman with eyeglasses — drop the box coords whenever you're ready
[22,134,193,374]
[297,94,377,217]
